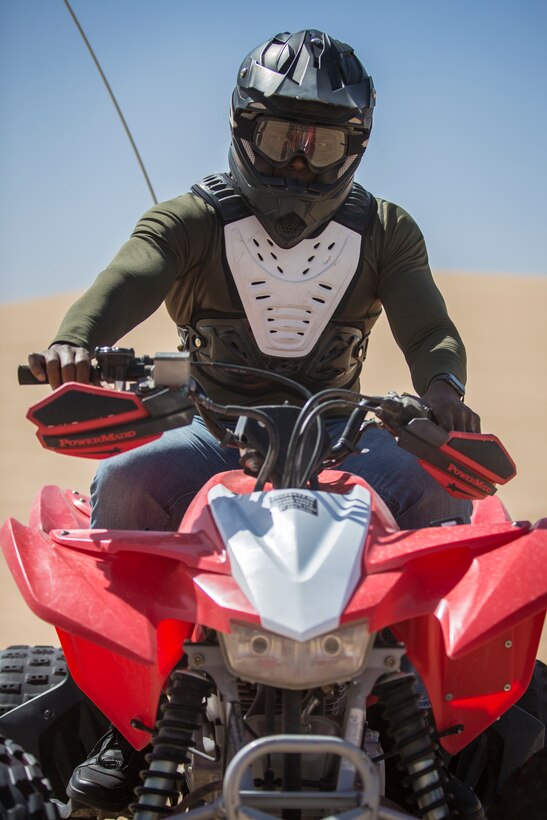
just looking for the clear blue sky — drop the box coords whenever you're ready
[1,0,546,302]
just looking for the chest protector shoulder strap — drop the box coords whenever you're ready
[192,173,374,230]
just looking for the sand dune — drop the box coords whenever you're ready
[0,273,545,662]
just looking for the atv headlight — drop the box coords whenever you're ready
[219,621,371,689]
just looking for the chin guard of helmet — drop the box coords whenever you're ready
[396,418,517,499]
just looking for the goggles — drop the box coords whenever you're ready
[253,119,348,172]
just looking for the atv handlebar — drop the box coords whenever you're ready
[18,348,155,386]
[20,347,517,498]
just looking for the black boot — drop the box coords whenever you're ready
[66,724,149,812]
[448,775,487,819]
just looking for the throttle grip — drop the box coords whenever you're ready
[17,366,47,385]
[17,365,98,385]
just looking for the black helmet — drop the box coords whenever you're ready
[229,30,375,248]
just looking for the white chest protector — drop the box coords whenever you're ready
[224,215,362,358]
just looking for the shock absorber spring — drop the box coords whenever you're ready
[375,674,450,820]
[133,669,212,820]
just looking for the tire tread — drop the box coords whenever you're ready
[0,648,66,717]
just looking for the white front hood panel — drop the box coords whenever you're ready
[208,485,371,641]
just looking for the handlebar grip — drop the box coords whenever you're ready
[18,366,47,385]
[17,362,143,386]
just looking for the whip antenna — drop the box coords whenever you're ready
[63,0,158,205]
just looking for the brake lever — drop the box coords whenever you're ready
[376,392,434,435]
[327,405,371,465]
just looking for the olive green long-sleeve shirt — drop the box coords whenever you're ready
[53,186,466,404]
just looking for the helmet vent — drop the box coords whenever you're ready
[339,51,364,85]
[275,212,307,239]
[261,41,295,74]
[337,154,358,178]
[242,139,256,163]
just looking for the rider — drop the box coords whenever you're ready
[28,30,481,813]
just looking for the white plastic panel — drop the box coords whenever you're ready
[208,485,371,641]
[224,217,362,357]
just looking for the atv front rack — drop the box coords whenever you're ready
[163,734,412,820]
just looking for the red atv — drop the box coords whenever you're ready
[1,348,546,819]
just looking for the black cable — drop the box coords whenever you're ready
[63,0,158,205]
[293,397,364,487]
[192,395,280,491]
[282,388,373,487]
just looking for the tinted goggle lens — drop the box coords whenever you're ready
[253,120,347,170]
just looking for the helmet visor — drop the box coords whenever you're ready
[253,119,347,171]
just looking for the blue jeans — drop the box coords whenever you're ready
[90,417,471,530]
